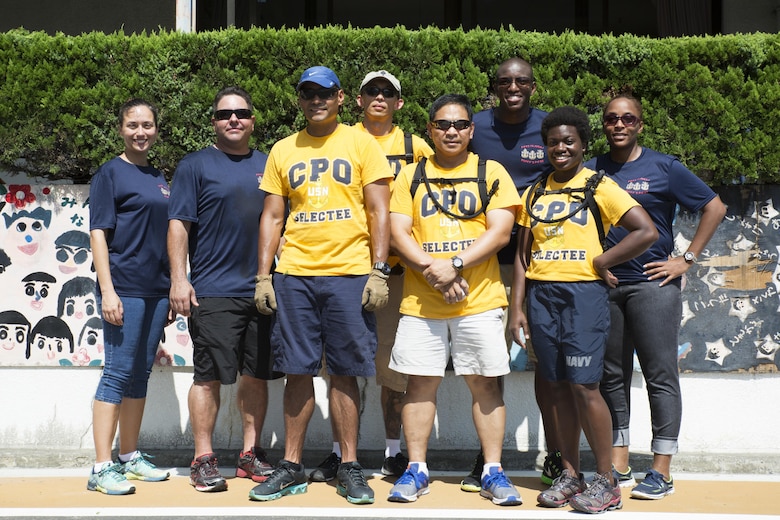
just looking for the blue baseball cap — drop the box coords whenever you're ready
[297,66,341,90]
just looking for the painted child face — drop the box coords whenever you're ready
[30,333,72,361]
[61,293,97,321]
[0,323,28,352]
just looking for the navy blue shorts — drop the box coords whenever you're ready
[271,274,377,377]
[527,280,610,385]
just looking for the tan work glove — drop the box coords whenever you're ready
[361,270,389,311]
[254,275,276,315]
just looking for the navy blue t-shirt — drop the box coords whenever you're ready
[168,146,267,297]
[89,157,171,297]
[585,148,717,283]
[471,107,550,190]
[471,107,551,263]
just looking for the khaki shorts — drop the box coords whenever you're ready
[374,273,407,392]
[500,263,537,365]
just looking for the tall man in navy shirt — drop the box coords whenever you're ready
[466,57,560,491]
[168,86,281,493]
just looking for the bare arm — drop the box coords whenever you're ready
[508,225,532,346]
[90,229,123,326]
[364,179,391,264]
[167,219,197,316]
[593,205,659,287]
[257,194,286,275]
[645,195,727,286]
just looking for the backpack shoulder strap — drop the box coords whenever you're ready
[410,157,427,199]
[404,132,413,164]
[584,169,608,250]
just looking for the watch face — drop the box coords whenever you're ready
[452,257,464,269]
[684,252,695,262]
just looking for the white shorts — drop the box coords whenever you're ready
[390,308,510,378]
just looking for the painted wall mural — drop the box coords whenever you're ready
[0,183,192,367]
[0,182,777,372]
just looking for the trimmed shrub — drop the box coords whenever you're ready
[1,26,779,184]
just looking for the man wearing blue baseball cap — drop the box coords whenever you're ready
[250,66,393,505]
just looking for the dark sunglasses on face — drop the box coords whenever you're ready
[603,114,640,127]
[430,119,471,131]
[213,109,253,121]
[298,87,339,101]
[363,85,398,98]
[496,76,534,87]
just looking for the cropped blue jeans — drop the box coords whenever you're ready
[94,296,169,405]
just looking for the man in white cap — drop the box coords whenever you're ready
[250,66,392,505]
[308,70,433,483]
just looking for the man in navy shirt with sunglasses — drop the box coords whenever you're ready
[168,86,281,494]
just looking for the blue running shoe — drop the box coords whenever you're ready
[480,466,522,506]
[631,469,675,500]
[388,463,429,503]
[612,465,636,488]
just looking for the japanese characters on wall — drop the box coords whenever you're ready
[0,182,777,372]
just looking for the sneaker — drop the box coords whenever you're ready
[309,452,340,482]
[248,459,308,501]
[541,449,563,486]
[537,468,586,508]
[87,463,136,495]
[570,471,623,513]
[121,453,170,482]
[189,453,227,492]
[459,451,484,492]
[381,452,409,477]
[630,469,675,500]
[613,465,636,488]
[236,447,274,483]
[479,466,522,506]
[336,461,375,504]
[388,463,430,503]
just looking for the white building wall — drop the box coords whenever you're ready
[1,366,777,469]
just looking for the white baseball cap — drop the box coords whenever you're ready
[359,70,401,94]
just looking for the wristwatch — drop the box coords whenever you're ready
[683,251,697,264]
[451,256,464,272]
[373,262,392,276]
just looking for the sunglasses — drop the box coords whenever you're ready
[363,85,398,98]
[430,119,471,131]
[298,87,339,101]
[213,109,253,121]
[496,76,534,88]
[603,114,640,127]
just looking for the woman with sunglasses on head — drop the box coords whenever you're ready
[585,95,726,500]
[88,98,174,495]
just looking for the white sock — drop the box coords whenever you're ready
[93,460,113,473]
[482,462,502,480]
[385,439,401,458]
[409,461,428,476]
[118,450,140,463]
[332,442,342,458]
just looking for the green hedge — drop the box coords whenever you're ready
[1,26,779,184]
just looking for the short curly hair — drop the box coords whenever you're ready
[541,106,591,147]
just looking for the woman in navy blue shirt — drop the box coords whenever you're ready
[87,99,173,495]
[586,95,726,500]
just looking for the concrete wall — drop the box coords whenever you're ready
[1,366,777,472]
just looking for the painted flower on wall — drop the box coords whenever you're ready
[5,185,36,209]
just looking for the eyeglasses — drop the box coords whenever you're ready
[496,76,534,88]
[298,87,339,101]
[363,85,398,98]
[603,114,640,127]
[430,119,471,131]
[213,109,253,121]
